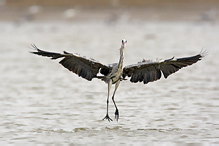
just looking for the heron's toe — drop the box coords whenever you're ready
[103,114,113,122]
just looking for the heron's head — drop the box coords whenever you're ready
[121,39,127,47]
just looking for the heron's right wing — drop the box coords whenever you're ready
[31,44,110,81]
[123,52,205,84]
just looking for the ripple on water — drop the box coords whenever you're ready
[1,20,218,144]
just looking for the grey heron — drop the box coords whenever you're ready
[31,39,205,122]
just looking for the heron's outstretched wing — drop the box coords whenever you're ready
[123,52,205,84]
[31,44,109,81]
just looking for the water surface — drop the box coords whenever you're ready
[0,20,218,145]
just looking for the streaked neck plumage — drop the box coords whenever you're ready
[118,44,125,70]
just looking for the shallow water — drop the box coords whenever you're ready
[0,20,218,145]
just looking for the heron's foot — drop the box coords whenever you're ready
[115,109,119,121]
[102,114,113,122]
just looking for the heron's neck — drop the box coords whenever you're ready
[118,47,125,69]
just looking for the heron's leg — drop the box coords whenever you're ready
[103,79,113,122]
[112,80,120,121]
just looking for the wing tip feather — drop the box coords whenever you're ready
[199,49,208,58]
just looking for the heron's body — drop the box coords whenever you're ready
[107,63,122,83]
[31,39,205,122]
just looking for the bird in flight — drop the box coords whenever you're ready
[31,39,205,122]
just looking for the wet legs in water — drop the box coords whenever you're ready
[112,80,120,121]
[102,80,120,122]
[103,80,113,122]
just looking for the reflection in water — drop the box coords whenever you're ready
[0,20,218,144]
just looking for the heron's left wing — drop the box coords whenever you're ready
[123,52,205,84]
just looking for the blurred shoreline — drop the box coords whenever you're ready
[0,4,219,22]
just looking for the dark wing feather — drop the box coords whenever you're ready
[100,63,117,76]
[31,44,109,81]
[123,52,205,84]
